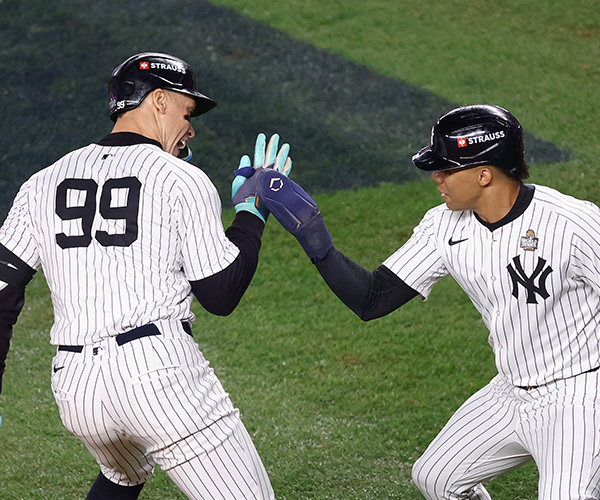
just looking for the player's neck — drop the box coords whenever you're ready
[474,180,522,223]
[111,114,163,150]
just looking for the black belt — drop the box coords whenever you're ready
[58,322,192,353]
[516,366,600,390]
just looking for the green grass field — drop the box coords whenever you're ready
[1,0,599,499]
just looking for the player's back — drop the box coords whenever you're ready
[16,140,225,345]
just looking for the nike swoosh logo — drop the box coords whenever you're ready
[448,237,468,246]
[53,366,64,373]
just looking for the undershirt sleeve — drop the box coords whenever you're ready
[190,212,264,316]
[313,247,419,320]
[0,284,26,394]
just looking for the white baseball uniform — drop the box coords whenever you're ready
[382,184,600,499]
[0,133,274,499]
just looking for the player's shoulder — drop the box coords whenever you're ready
[104,143,217,194]
[532,184,600,217]
[22,142,218,201]
[408,203,472,241]
[531,184,600,238]
[157,152,217,194]
[422,202,468,225]
[164,155,212,182]
[27,143,98,180]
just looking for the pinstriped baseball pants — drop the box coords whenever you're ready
[50,320,274,500]
[412,372,600,500]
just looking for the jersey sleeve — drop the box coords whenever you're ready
[0,184,36,395]
[0,180,41,291]
[570,200,600,295]
[177,169,240,281]
[382,208,449,299]
[190,211,264,316]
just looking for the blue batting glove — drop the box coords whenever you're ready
[256,169,333,260]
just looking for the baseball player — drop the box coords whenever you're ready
[0,52,291,500]
[252,104,600,499]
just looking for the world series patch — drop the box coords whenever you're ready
[520,229,538,251]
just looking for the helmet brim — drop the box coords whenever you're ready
[412,146,463,172]
[183,90,217,117]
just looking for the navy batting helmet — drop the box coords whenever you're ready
[412,104,527,179]
[108,52,217,122]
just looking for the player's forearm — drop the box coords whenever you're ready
[190,212,264,316]
[249,170,419,318]
[313,248,419,320]
[225,210,265,256]
[0,324,13,394]
[0,284,26,394]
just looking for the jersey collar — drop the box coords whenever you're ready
[475,183,535,232]
[96,132,163,150]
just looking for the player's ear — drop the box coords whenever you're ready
[149,88,168,115]
[477,166,493,187]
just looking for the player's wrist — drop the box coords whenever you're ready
[234,200,268,223]
[292,212,333,260]
[255,170,334,259]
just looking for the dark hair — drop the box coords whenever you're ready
[513,161,530,180]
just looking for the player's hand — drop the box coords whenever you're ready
[256,169,333,260]
[232,133,292,222]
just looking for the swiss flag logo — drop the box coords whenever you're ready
[457,137,467,148]
[139,61,150,70]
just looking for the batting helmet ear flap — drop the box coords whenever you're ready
[120,80,136,97]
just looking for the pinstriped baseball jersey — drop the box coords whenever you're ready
[383,184,600,388]
[0,139,239,346]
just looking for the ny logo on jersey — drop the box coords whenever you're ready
[506,256,553,304]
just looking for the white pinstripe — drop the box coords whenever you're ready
[0,142,239,344]
[384,185,600,388]
[0,141,273,498]
[51,321,272,498]
[412,372,600,499]
[383,185,600,499]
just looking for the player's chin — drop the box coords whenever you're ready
[167,146,184,158]
[166,139,187,158]
[443,198,461,211]
[440,194,454,209]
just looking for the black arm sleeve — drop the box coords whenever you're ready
[190,211,264,316]
[313,247,419,321]
[0,284,26,394]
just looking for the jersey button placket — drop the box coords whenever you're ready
[488,232,503,349]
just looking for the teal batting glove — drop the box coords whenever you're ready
[261,133,293,175]
[232,133,292,222]
[232,154,269,221]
